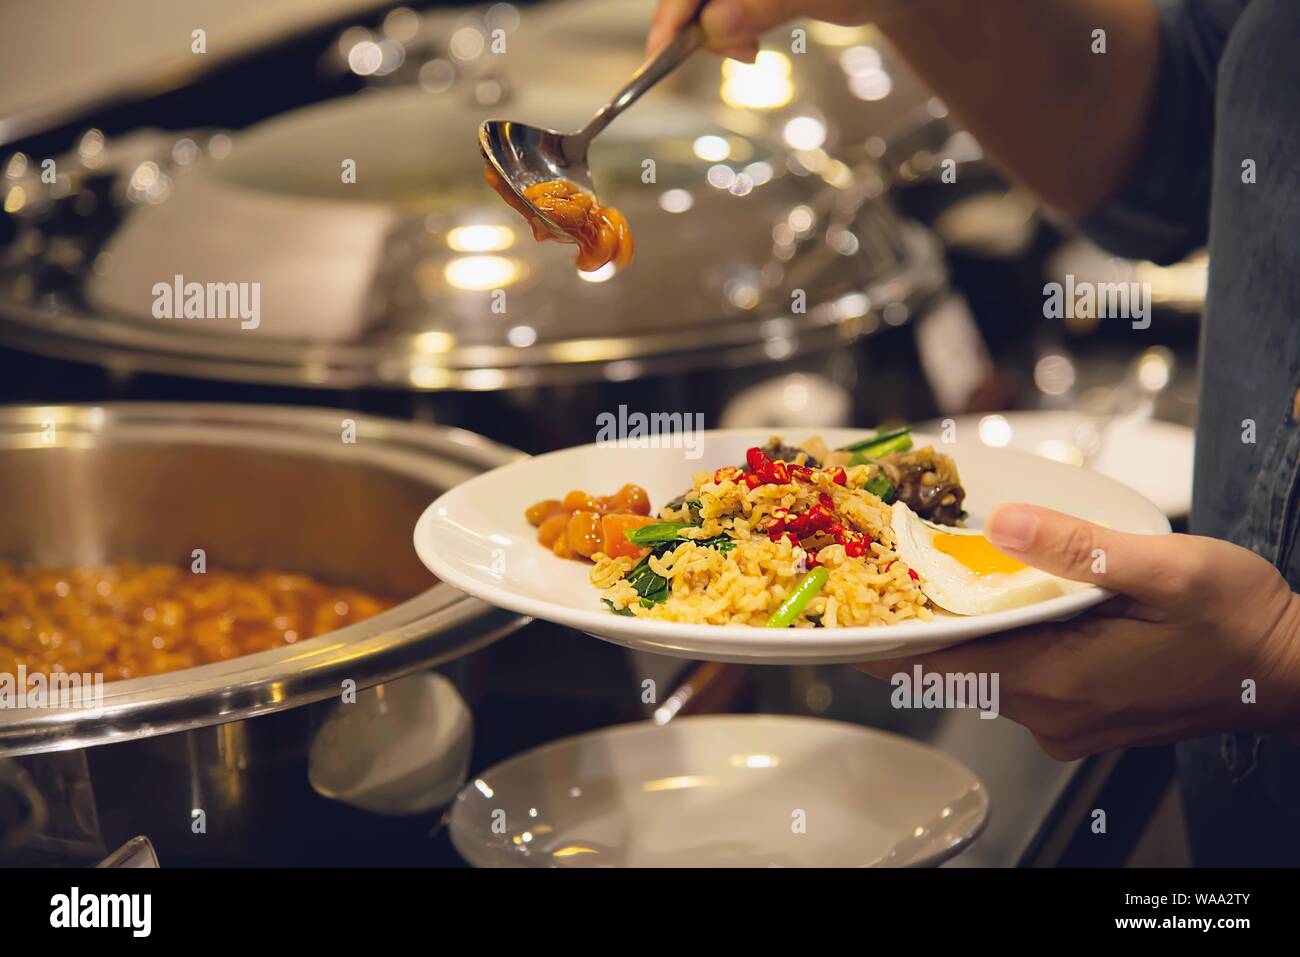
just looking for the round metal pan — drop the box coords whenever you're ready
[0,402,528,757]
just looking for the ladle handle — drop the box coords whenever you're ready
[575,3,707,146]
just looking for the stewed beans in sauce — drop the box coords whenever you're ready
[0,561,397,681]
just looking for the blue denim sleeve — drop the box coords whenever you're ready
[1078,0,1245,264]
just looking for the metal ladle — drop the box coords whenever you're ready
[478,4,706,240]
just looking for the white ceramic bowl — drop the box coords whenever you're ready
[415,429,1171,664]
[448,715,989,868]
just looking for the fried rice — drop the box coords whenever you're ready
[590,454,933,628]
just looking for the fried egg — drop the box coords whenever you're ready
[890,501,1071,615]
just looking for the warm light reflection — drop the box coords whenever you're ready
[506,324,537,347]
[849,69,893,101]
[1035,439,1085,467]
[413,331,455,353]
[578,262,616,283]
[783,116,826,151]
[692,135,731,162]
[840,45,883,75]
[641,775,719,792]
[978,414,1013,448]
[444,255,521,289]
[447,224,515,252]
[721,52,794,110]
[1138,347,1173,391]
[552,846,598,859]
[659,189,694,213]
[807,21,872,46]
[409,364,451,389]
[729,753,780,768]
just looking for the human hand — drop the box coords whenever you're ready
[646,0,879,62]
[857,504,1300,759]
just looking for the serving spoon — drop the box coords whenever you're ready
[478,3,706,240]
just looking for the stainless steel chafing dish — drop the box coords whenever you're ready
[0,403,527,864]
[0,4,946,394]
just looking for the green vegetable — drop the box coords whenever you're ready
[764,566,829,628]
[843,427,913,464]
[842,427,912,453]
[602,599,635,617]
[626,549,672,606]
[625,522,696,546]
[864,472,896,503]
[694,535,737,553]
[611,533,740,616]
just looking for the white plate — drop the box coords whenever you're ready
[448,715,989,868]
[414,428,1171,664]
[919,413,1195,519]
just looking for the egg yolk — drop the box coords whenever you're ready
[933,534,1027,575]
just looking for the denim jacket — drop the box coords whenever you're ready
[1083,0,1300,865]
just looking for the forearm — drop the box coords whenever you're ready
[873,0,1162,217]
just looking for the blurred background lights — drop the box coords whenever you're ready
[450,26,486,61]
[787,204,815,234]
[447,224,515,252]
[78,129,106,167]
[1138,346,1174,391]
[692,135,730,162]
[978,414,1013,447]
[408,363,451,389]
[764,337,795,360]
[463,368,508,390]
[720,52,794,109]
[742,161,774,186]
[418,59,455,93]
[506,324,537,347]
[207,133,233,159]
[1033,353,1077,396]
[805,21,872,45]
[849,69,893,101]
[729,173,754,197]
[840,45,882,75]
[347,39,385,75]
[171,138,199,165]
[658,189,694,213]
[706,164,736,190]
[444,255,520,289]
[382,7,421,43]
[485,2,521,32]
[413,330,454,353]
[782,115,827,151]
